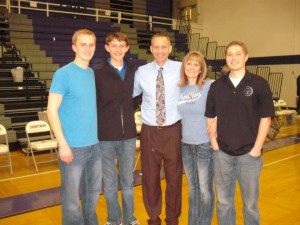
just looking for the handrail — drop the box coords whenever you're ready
[1,0,177,31]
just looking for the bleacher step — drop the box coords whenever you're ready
[0,116,12,128]
[0,129,17,143]
[2,107,47,116]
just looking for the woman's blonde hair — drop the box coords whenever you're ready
[178,51,207,88]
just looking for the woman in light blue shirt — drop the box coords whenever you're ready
[177,51,214,225]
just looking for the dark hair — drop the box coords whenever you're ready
[106,32,128,46]
[151,32,171,45]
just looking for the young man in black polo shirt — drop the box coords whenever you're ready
[205,41,275,225]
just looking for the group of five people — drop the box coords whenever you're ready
[47,29,274,225]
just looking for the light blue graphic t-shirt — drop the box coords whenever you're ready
[178,80,214,144]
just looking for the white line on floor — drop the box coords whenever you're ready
[0,169,59,182]
[263,154,300,167]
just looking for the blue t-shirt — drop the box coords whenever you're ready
[178,80,214,145]
[49,62,98,147]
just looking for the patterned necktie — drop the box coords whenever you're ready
[156,67,165,125]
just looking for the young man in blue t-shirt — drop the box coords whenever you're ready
[47,29,102,225]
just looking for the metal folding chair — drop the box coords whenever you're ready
[0,124,13,174]
[25,120,58,172]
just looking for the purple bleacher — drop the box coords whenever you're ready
[146,0,171,18]
[126,58,148,68]
[34,39,105,47]
[34,40,105,54]
[53,56,147,66]
[24,14,147,67]
[46,0,95,8]
[154,26,188,54]
[29,15,118,35]
[44,49,108,58]
[20,1,96,20]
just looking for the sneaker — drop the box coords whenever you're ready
[129,221,139,225]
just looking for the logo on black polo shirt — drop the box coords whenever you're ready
[243,86,253,97]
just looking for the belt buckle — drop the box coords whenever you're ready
[157,124,163,129]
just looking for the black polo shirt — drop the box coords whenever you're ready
[205,72,275,156]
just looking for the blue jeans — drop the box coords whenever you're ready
[59,143,102,225]
[213,150,262,225]
[182,142,214,225]
[100,138,137,225]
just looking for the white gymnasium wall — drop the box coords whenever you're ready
[192,0,300,107]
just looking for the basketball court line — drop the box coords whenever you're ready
[0,169,59,182]
[263,153,300,167]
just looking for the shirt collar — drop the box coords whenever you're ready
[224,70,253,81]
[243,71,253,81]
[223,70,253,87]
[106,57,127,70]
[152,59,171,73]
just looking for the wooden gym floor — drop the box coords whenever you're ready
[0,123,300,225]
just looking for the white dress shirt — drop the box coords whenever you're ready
[133,59,182,126]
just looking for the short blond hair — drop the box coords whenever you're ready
[72,29,96,44]
[225,41,248,55]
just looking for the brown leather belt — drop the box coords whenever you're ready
[144,121,180,129]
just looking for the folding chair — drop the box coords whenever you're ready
[0,124,13,174]
[275,99,297,127]
[133,139,141,171]
[135,111,142,134]
[25,120,58,172]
